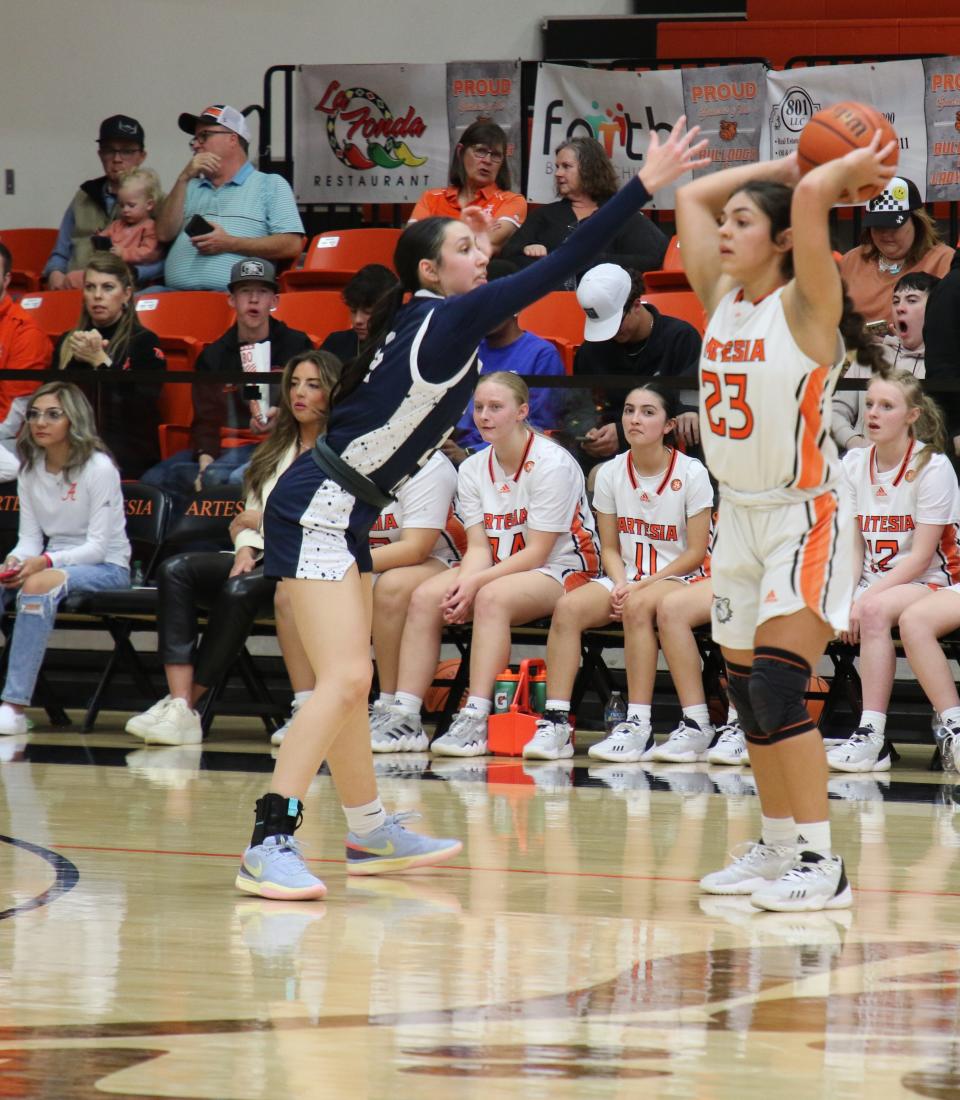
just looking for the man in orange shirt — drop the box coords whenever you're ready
[0,242,52,445]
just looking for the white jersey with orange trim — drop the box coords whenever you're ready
[841,441,960,587]
[369,451,465,570]
[456,431,600,580]
[699,286,845,506]
[592,448,714,582]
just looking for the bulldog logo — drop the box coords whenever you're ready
[719,119,738,142]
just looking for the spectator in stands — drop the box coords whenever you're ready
[525,382,712,763]
[498,137,668,283]
[64,168,163,289]
[829,370,959,774]
[320,264,400,364]
[446,307,567,460]
[125,351,340,746]
[409,121,526,255]
[158,104,304,292]
[0,242,52,448]
[288,451,464,751]
[839,176,953,327]
[573,264,701,463]
[0,382,130,736]
[141,258,312,498]
[55,254,165,478]
[923,251,960,454]
[372,372,600,757]
[831,281,926,453]
[43,116,162,290]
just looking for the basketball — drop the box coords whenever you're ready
[424,658,466,713]
[797,101,898,201]
[806,675,830,727]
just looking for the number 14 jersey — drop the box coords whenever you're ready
[699,286,845,505]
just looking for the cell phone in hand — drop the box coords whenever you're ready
[91,234,112,251]
[0,567,20,582]
[185,214,215,237]
[864,320,889,335]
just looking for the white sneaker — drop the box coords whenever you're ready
[707,721,748,766]
[653,718,713,763]
[431,708,488,757]
[522,716,573,760]
[827,727,892,773]
[750,851,853,912]
[0,702,27,736]
[271,695,307,747]
[141,697,202,746]
[371,706,429,753]
[588,719,655,762]
[699,840,797,895]
[935,719,960,772]
[125,695,174,739]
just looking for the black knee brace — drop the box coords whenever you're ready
[725,660,762,737]
[250,792,304,846]
[747,646,816,746]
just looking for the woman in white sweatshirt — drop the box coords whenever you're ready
[0,381,130,734]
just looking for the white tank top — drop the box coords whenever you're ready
[699,285,844,506]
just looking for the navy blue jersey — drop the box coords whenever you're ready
[326,177,653,495]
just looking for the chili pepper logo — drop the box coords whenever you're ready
[315,80,428,170]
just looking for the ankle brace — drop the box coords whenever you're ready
[251,792,304,846]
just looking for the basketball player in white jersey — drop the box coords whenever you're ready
[676,132,897,912]
[830,370,960,772]
[375,371,600,757]
[525,382,713,762]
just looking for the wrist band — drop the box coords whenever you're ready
[42,553,53,569]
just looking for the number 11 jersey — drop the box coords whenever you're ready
[699,285,845,505]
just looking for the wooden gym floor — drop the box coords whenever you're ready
[2,716,959,1099]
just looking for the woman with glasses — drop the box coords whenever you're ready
[54,254,165,478]
[499,136,669,284]
[0,382,130,736]
[409,121,526,254]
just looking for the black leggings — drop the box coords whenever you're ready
[157,552,277,688]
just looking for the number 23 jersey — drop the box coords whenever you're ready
[699,286,845,504]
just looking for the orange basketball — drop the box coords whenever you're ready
[797,100,898,202]
[423,658,466,713]
[806,675,830,728]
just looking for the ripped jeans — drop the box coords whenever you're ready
[2,562,130,706]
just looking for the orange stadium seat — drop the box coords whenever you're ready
[280,228,400,292]
[16,289,83,342]
[641,290,707,335]
[518,291,584,349]
[643,235,690,291]
[0,228,58,292]
[272,291,351,345]
[134,291,234,371]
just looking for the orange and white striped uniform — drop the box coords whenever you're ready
[842,441,960,589]
[456,430,600,591]
[699,286,856,648]
[592,447,714,589]
[369,451,465,571]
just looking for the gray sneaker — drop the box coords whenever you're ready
[826,727,892,773]
[587,719,655,762]
[371,707,429,753]
[345,811,463,874]
[653,718,714,763]
[431,708,488,757]
[235,835,327,901]
[522,716,573,760]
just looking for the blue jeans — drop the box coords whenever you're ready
[2,562,130,706]
[141,446,254,499]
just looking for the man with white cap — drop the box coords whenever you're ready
[574,263,702,464]
[157,104,304,292]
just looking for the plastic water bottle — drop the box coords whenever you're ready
[604,691,627,734]
[131,560,145,587]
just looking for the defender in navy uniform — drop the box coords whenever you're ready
[235,118,711,901]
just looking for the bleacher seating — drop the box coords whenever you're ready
[0,228,58,292]
[16,289,83,343]
[643,236,690,291]
[272,290,351,345]
[641,290,707,335]
[280,228,400,292]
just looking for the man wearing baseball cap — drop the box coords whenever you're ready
[573,263,702,464]
[141,256,312,499]
[44,115,153,289]
[157,103,304,292]
[839,175,954,325]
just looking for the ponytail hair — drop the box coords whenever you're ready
[331,217,453,409]
[870,366,948,470]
